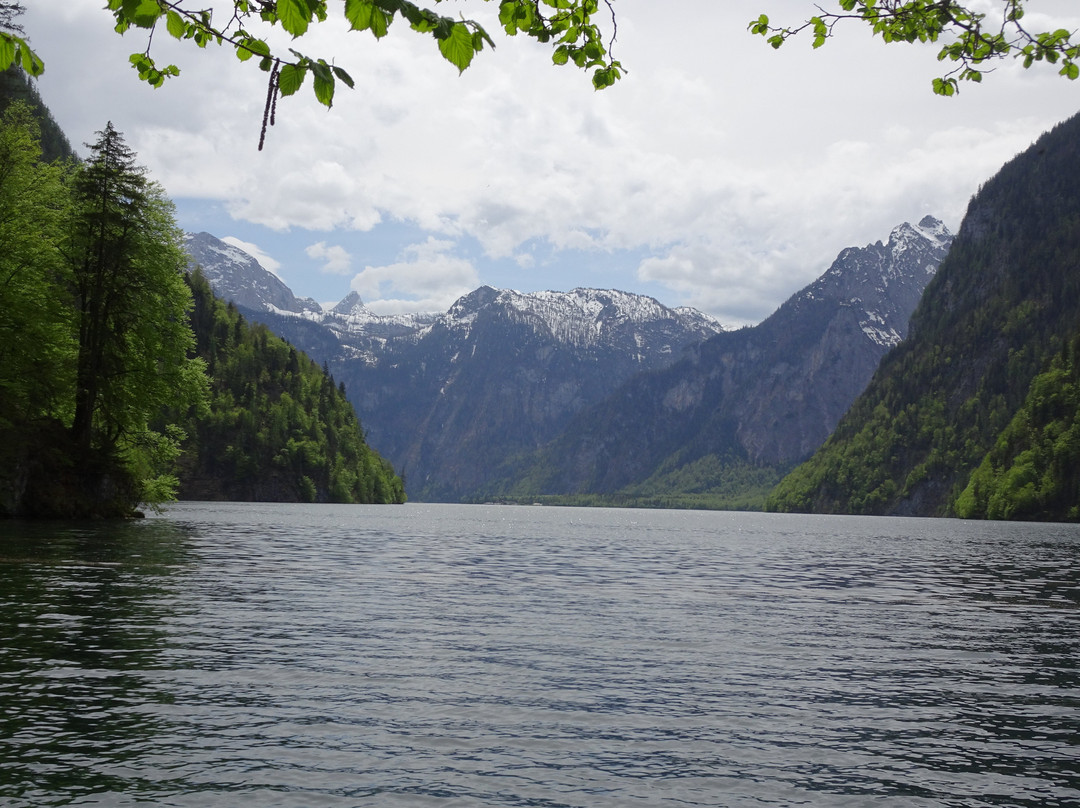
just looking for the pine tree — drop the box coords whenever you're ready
[63,123,206,509]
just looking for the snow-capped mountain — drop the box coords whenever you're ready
[183,232,323,316]
[801,215,953,348]
[480,217,954,504]
[180,231,724,500]
[182,219,951,504]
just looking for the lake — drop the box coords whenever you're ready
[1,502,1078,807]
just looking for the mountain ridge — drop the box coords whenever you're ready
[479,216,953,507]
[767,111,1080,517]
[184,219,951,505]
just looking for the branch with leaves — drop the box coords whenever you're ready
[17,0,619,148]
[749,0,1080,95]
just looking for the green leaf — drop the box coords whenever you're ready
[166,10,186,39]
[438,22,477,73]
[277,63,306,96]
[19,45,44,77]
[932,76,957,96]
[236,37,271,61]
[0,34,17,71]
[277,0,311,37]
[332,65,355,89]
[313,71,334,106]
[121,0,165,29]
[749,14,770,36]
[345,0,390,37]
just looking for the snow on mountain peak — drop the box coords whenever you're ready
[440,286,721,348]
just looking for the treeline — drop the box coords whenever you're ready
[0,104,205,517]
[767,112,1080,520]
[955,337,1080,521]
[172,271,405,504]
[0,95,403,516]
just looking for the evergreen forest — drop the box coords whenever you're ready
[172,271,405,505]
[767,112,1080,520]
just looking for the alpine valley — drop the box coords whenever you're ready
[184,216,953,506]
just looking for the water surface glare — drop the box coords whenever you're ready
[1,503,1078,806]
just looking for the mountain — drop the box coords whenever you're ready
[330,286,725,500]
[180,234,726,501]
[0,67,75,162]
[184,232,324,316]
[767,112,1080,518]
[168,270,406,504]
[480,217,953,508]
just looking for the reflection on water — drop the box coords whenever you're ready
[0,519,194,805]
[1,504,1078,807]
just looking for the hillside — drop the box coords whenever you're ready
[0,67,73,162]
[170,271,406,504]
[479,218,952,509]
[181,237,727,502]
[768,112,1080,518]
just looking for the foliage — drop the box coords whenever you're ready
[767,112,1080,518]
[0,113,207,516]
[5,2,1073,146]
[749,1,1079,95]
[0,0,617,147]
[63,122,208,513]
[0,102,73,437]
[0,94,403,514]
[955,341,1080,521]
[173,270,406,504]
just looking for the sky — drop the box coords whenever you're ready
[21,0,1080,326]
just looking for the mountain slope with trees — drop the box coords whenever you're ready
[480,218,952,509]
[768,112,1080,518]
[171,270,405,504]
[0,80,405,516]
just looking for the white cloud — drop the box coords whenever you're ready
[221,236,282,277]
[21,0,1080,323]
[306,242,353,275]
[350,238,479,314]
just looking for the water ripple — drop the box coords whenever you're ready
[1,505,1078,807]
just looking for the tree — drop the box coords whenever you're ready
[64,122,207,507]
[749,0,1080,96]
[0,101,72,435]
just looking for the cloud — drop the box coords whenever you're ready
[22,0,1080,323]
[306,242,353,275]
[221,236,282,278]
[350,238,479,314]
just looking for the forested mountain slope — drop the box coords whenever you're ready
[768,112,1080,518]
[0,67,73,162]
[170,272,406,504]
[480,218,952,509]
[0,76,404,515]
[182,239,726,503]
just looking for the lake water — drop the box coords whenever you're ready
[1,502,1078,807]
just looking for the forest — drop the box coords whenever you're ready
[0,73,404,517]
[767,112,1080,520]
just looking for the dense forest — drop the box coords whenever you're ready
[172,271,405,504]
[768,112,1080,520]
[0,70,404,516]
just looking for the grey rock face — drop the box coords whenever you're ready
[493,217,954,498]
